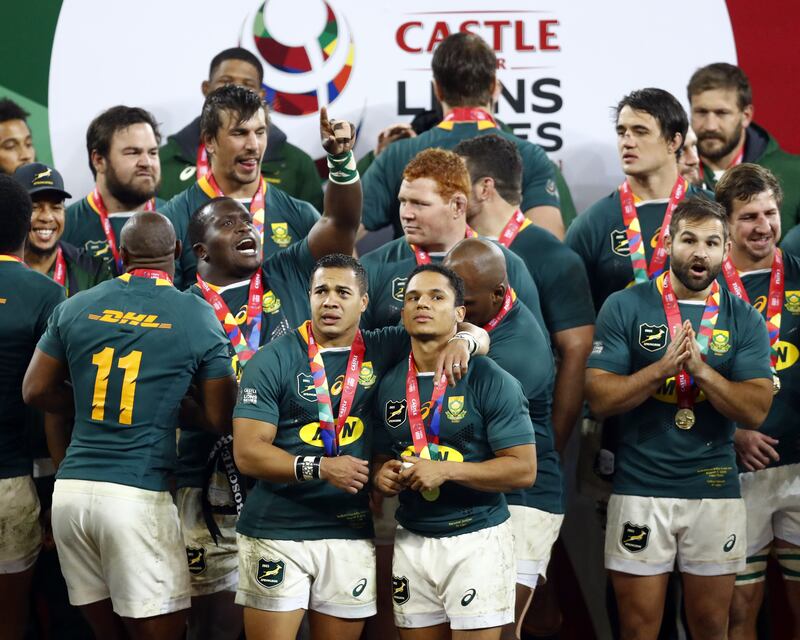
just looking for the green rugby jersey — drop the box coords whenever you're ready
[177,239,316,490]
[233,325,411,540]
[161,181,319,289]
[48,241,113,297]
[62,195,168,275]
[588,276,772,499]
[362,121,559,233]
[158,116,324,211]
[375,355,535,537]
[505,220,595,333]
[487,300,562,513]
[717,252,800,469]
[566,185,711,312]
[781,225,800,257]
[360,237,545,333]
[0,258,65,478]
[37,274,233,491]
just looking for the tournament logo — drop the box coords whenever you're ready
[297,372,317,402]
[385,399,407,428]
[610,229,629,257]
[358,361,377,388]
[392,575,410,605]
[638,324,668,352]
[710,329,731,355]
[620,522,650,552]
[256,558,285,589]
[262,289,282,314]
[352,577,368,597]
[186,547,207,575]
[392,277,407,302]
[243,0,355,116]
[270,222,291,247]
[785,291,800,314]
[445,396,466,423]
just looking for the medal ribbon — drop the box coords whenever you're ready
[197,272,263,363]
[483,287,516,332]
[722,250,783,372]
[699,146,744,182]
[406,353,447,460]
[439,108,498,131]
[196,144,210,180]
[53,246,67,288]
[198,173,266,245]
[410,226,478,265]
[0,254,25,264]
[129,268,173,283]
[88,188,155,273]
[498,210,527,248]
[303,321,366,457]
[662,272,720,411]
[619,177,687,284]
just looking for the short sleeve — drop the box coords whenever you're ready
[191,300,235,380]
[233,343,285,424]
[368,326,410,367]
[37,283,67,338]
[473,360,536,451]
[36,303,67,362]
[270,237,315,288]
[519,142,560,210]
[730,302,772,382]
[292,196,321,232]
[587,293,631,374]
[503,247,545,331]
[361,147,397,231]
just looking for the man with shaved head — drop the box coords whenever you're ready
[23,211,238,640]
[444,238,557,639]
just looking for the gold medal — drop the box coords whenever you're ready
[422,487,440,502]
[675,408,695,430]
[773,374,781,395]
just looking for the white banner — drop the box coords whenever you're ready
[50,0,735,210]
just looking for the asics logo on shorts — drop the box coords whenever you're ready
[461,588,477,606]
[352,578,367,597]
[723,534,736,553]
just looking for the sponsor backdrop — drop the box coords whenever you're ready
[0,1,795,212]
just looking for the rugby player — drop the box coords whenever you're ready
[586,197,774,640]
[374,263,537,639]
[0,98,35,175]
[23,212,237,640]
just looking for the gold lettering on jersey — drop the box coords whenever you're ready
[0,298,6,304]
[653,376,707,404]
[299,416,365,447]
[401,444,464,462]
[776,340,799,371]
[88,309,171,329]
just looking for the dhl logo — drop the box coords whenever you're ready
[88,309,172,329]
[401,444,464,462]
[299,416,365,447]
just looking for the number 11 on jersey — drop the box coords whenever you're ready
[91,347,142,425]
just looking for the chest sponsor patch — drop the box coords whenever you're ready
[776,340,799,371]
[297,373,316,402]
[638,323,667,352]
[620,522,650,552]
[610,229,629,257]
[385,399,407,428]
[392,277,407,302]
[299,417,365,447]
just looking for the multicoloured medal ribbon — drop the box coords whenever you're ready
[721,250,783,393]
[87,188,155,273]
[619,177,687,284]
[406,353,447,460]
[483,287,516,332]
[0,254,25,264]
[661,272,720,429]
[410,226,478,265]
[197,173,266,246]
[497,210,531,248]
[699,146,744,182]
[197,272,263,364]
[438,107,498,131]
[196,144,210,180]
[129,268,173,283]
[303,321,366,457]
[52,245,68,295]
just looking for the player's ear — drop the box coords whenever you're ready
[192,241,208,262]
[201,80,211,98]
[451,193,467,218]
[360,291,369,313]
[455,305,466,323]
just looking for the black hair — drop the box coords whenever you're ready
[209,47,264,84]
[431,33,496,107]
[405,263,465,306]
[715,163,783,215]
[688,63,752,111]
[454,134,522,205]
[200,85,267,141]
[187,197,232,248]
[309,253,369,294]
[615,88,688,152]
[668,196,729,242]
[0,175,32,252]
[0,98,30,125]
[86,105,161,178]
